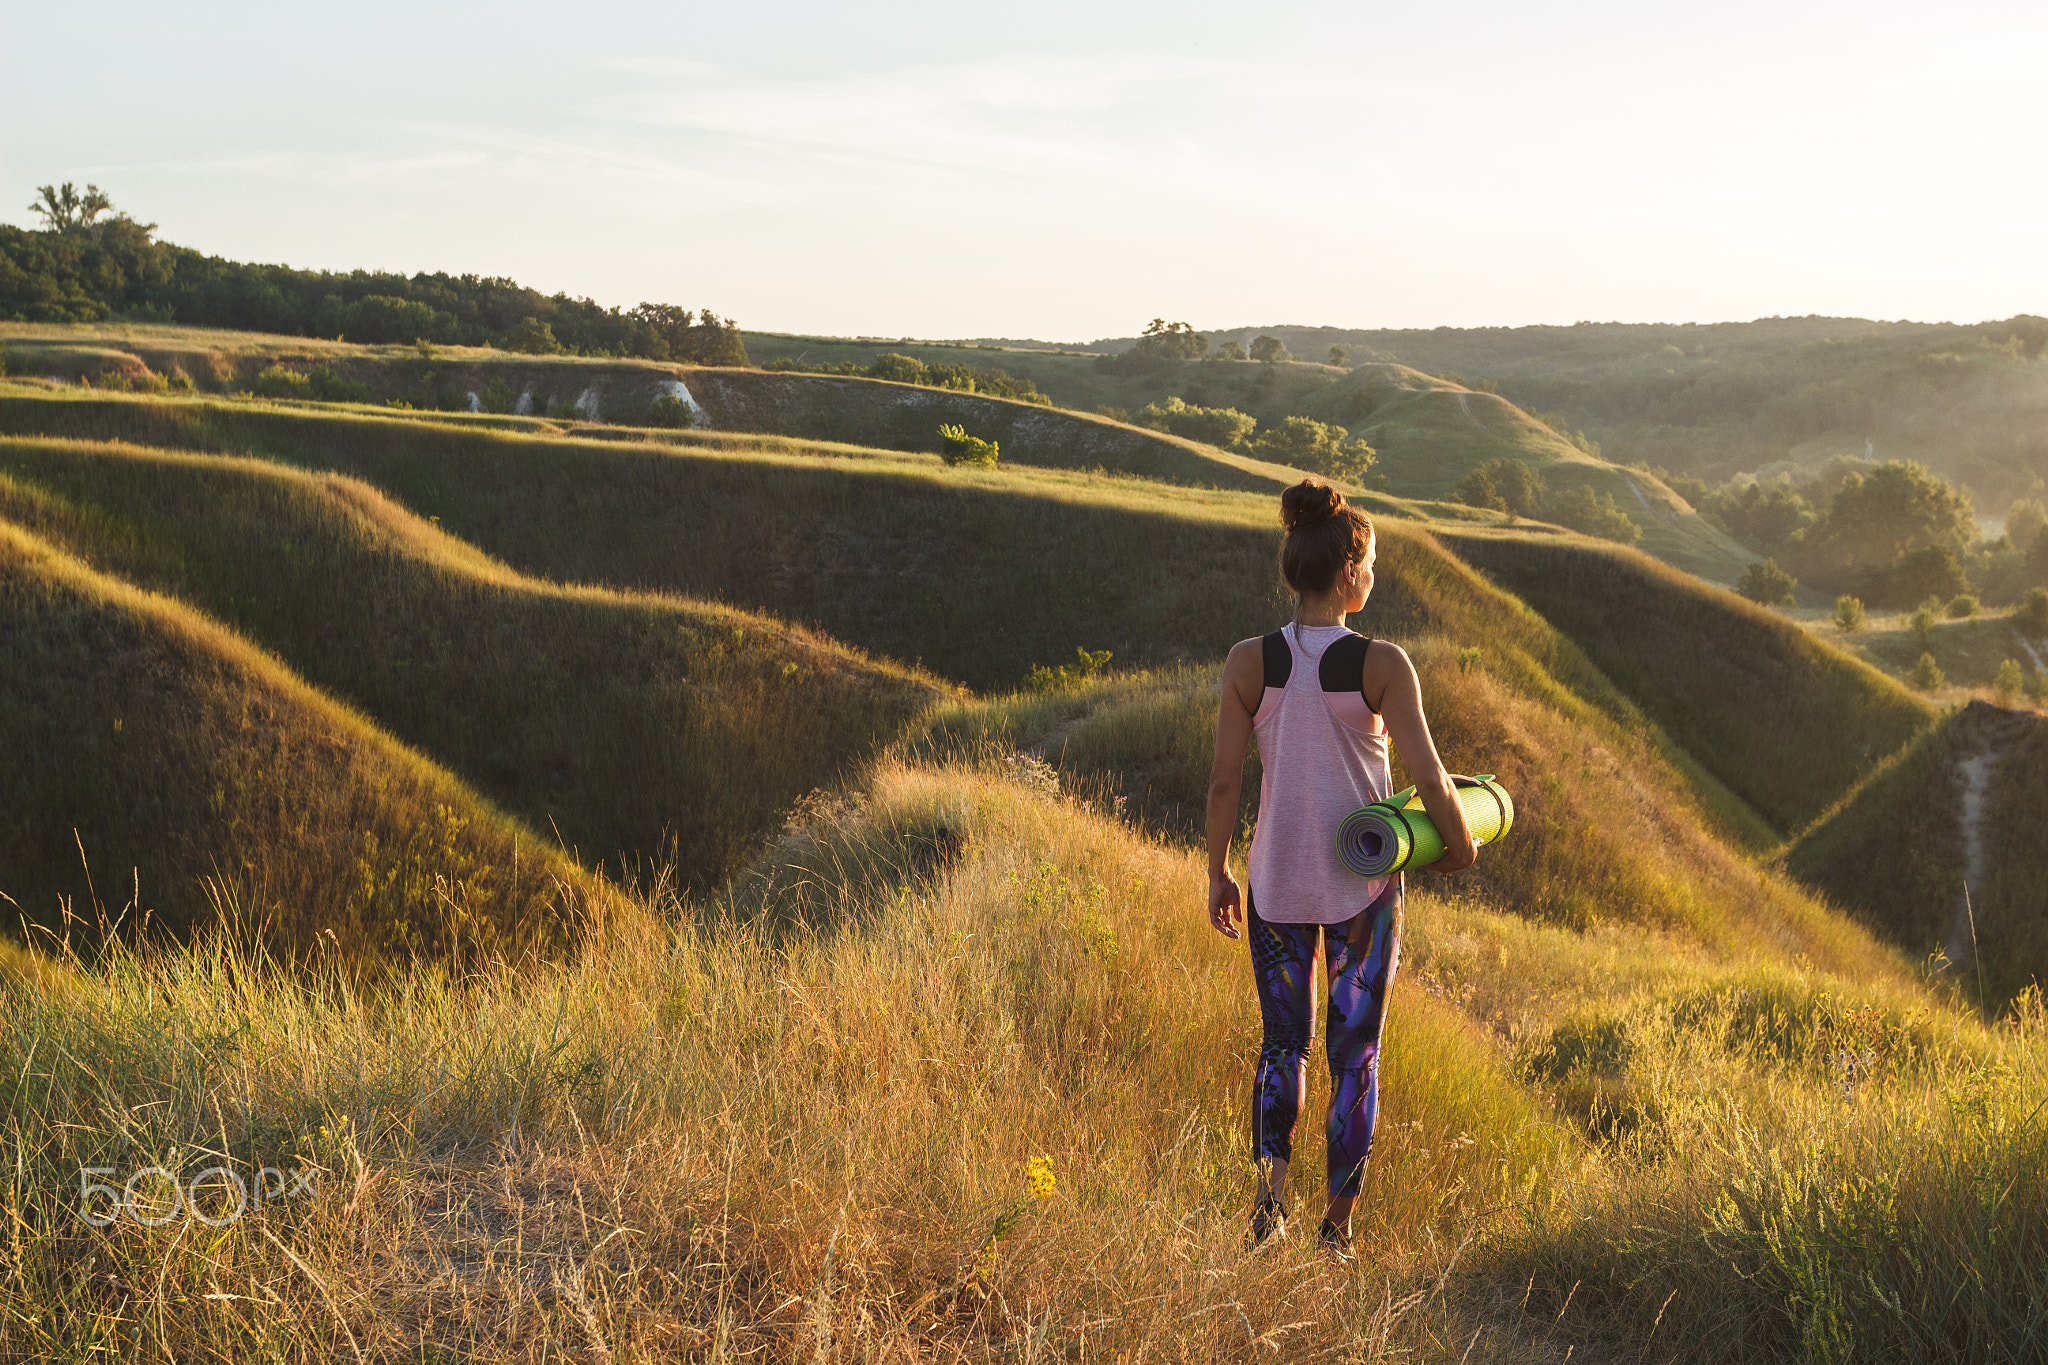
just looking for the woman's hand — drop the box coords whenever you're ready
[1208,871,1244,939]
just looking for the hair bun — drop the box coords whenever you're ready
[1280,478,1346,534]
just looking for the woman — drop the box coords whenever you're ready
[1205,478,1477,1256]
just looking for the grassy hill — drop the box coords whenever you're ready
[1439,526,1931,835]
[0,518,606,960]
[4,364,2045,1359]
[3,324,1759,581]
[1131,315,2048,504]
[0,435,940,892]
[1788,700,2048,1008]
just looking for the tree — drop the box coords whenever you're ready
[1249,335,1288,364]
[1855,544,1970,609]
[1550,485,1643,545]
[1736,558,1798,606]
[1452,467,1505,512]
[1136,396,1257,449]
[2019,587,2048,634]
[1910,652,1945,691]
[29,182,113,235]
[1947,593,1980,620]
[2007,496,2047,553]
[1812,461,1977,572]
[501,317,564,354]
[1470,459,1545,518]
[1129,320,1208,362]
[1328,346,1348,366]
[1995,658,2024,705]
[1215,340,1246,361]
[1254,416,1347,469]
[1833,595,1866,632]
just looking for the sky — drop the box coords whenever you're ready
[4,0,2045,339]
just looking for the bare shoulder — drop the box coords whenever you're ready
[1220,636,1266,706]
[1361,638,1417,712]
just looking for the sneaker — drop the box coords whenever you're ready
[1250,1197,1289,1246]
[1317,1220,1353,1261]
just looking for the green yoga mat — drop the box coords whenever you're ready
[1335,775,1515,877]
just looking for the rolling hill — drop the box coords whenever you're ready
[0,518,605,960]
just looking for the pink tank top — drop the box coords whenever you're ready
[1246,623,1394,924]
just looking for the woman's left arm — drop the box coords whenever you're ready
[1369,644,1477,873]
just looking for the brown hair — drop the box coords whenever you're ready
[1279,478,1372,594]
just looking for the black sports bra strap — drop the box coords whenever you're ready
[1262,630,1292,690]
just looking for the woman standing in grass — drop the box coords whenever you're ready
[1205,477,1477,1256]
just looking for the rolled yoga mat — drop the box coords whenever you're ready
[1335,775,1514,877]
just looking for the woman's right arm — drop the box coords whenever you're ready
[1205,639,1264,938]
[1368,643,1478,873]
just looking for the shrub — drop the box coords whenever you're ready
[2018,587,2048,634]
[1855,544,1970,610]
[1455,460,1544,518]
[479,376,518,415]
[1128,320,1208,362]
[1994,658,2024,704]
[648,393,695,428]
[1549,485,1643,545]
[1947,593,1980,620]
[2027,667,2047,704]
[252,364,312,399]
[1249,335,1288,364]
[937,423,998,468]
[870,353,928,385]
[1910,599,1940,648]
[1024,647,1113,693]
[308,366,370,403]
[1094,405,1130,423]
[1136,396,1256,450]
[1833,594,1866,632]
[1910,652,1945,690]
[1736,558,1798,606]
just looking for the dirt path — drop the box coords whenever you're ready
[1454,391,1490,435]
[1946,749,1998,969]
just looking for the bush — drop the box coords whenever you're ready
[1136,396,1256,450]
[1910,652,1945,690]
[307,366,370,403]
[252,364,311,399]
[502,318,564,355]
[1947,593,1980,619]
[479,376,518,415]
[870,353,928,384]
[936,423,998,468]
[1452,467,1505,512]
[1550,485,1643,545]
[1854,544,1971,610]
[2018,587,2048,634]
[1249,335,1288,363]
[1736,558,1798,606]
[1833,595,1866,632]
[1994,658,2024,705]
[1024,647,1113,693]
[648,393,695,428]
[1911,599,1940,648]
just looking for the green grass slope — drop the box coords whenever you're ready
[0,325,1295,493]
[0,519,605,960]
[0,436,940,890]
[0,390,1858,844]
[1788,700,2048,1007]
[1440,525,1931,835]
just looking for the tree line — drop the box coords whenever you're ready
[0,183,747,364]
[1663,459,2046,609]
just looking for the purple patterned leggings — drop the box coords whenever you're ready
[1247,878,1402,1199]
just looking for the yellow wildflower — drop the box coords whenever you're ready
[1025,1155,1056,1199]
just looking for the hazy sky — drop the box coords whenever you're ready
[5,0,2043,338]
